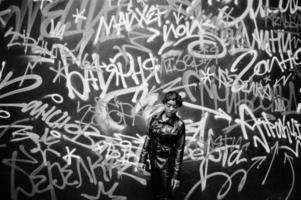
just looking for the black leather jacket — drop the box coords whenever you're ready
[139,112,185,180]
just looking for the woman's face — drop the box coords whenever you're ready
[164,100,178,118]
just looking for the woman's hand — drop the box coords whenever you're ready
[171,178,180,191]
[137,163,146,172]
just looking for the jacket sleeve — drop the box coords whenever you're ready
[139,117,154,164]
[173,121,186,180]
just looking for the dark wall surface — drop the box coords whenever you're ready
[1,0,301,199]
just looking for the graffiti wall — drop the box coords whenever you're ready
[1,0,301,199]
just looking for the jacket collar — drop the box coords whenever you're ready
[156,111,179,125]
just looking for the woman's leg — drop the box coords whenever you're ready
[151,168,161,199]
[160,168,172,200]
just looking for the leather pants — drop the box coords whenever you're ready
[151,167,172,200]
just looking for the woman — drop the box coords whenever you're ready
[139,91,186,200]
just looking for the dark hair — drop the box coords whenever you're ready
[162,91,183,107]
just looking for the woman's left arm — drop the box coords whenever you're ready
[172,121,186,181]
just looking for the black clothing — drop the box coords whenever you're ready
[139,111,186,199]
[151,167,172,200]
